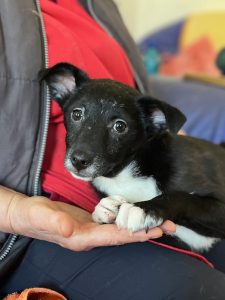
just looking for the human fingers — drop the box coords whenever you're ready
[159,219,176,234]
[60,223,164,251]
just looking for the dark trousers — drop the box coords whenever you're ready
[1,240,225,300]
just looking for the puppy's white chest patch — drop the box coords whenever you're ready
[93,162,161,203]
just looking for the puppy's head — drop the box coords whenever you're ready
[40,63,186,180]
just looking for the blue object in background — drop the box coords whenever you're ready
[139,20,184,55]
[149,76,225,144]
[142,48,161,74]
[139,21,184,75]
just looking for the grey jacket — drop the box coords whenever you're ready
[0,0,150,279]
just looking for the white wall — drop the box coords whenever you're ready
[114,0,225,41]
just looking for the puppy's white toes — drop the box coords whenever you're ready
[92,195,127,224]
[115,202,134,229]
[127,207,147,232]
[116,204,163,232]
[127,207,163,232]
[99,195,127,214]
[92,205,116,224]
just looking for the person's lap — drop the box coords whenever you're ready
[205,239,225,273]
[1,239,225,300]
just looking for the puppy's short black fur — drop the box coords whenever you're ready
[41,63,225,253]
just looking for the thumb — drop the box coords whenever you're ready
[25,198,76,238]
[50,211,76,238]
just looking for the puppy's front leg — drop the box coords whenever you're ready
[92,195,127,224]
[116,191,225,239]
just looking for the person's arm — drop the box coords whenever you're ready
[0,185,176,251]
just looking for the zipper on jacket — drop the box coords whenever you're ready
[33,0,50,196]
[0,235,18,261]
[86,0,145,93]
[0,0,50,261]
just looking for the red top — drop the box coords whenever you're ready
[40,0,135,212]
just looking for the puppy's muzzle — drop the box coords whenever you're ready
[71,150,93,171]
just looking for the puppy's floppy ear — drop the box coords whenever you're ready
[39,62,89,107]
[137,96,186,134]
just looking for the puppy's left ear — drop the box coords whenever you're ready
[137,96,186,134]
[39,62,90,108]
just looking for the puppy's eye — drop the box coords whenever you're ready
[113,119,128,134]
[71,108,84,122]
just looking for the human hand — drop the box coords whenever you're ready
[4,189,175,251]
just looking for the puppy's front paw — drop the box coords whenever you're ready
[92,195,127,224]
[116,203,163,232]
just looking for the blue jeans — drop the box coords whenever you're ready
[1,240,225,299]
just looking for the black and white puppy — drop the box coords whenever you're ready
[41,63,225,253]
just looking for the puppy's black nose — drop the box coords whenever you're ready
[71,151,92,171]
